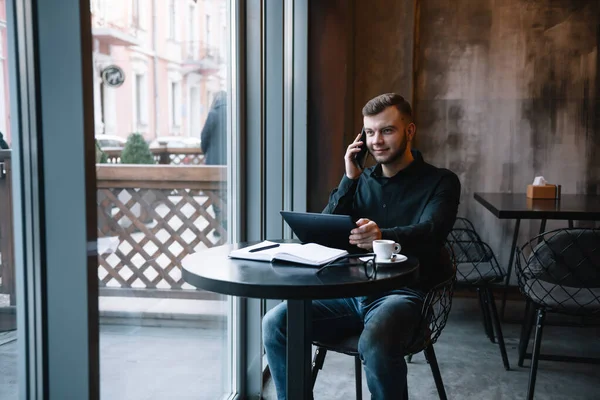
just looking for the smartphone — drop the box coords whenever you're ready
[354,127,368,169]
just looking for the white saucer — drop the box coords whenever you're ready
[376,254,407,264]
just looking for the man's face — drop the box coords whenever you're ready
[363,106,413,165]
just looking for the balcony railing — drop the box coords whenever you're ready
[182,41,224,74]
[0,150,228,305]
[91,5,142,47]
[102,147,205,165]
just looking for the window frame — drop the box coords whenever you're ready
[240,0,308,397]
[10,0,99,398]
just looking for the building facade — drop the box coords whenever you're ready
[91,0,227,142]
[0,0,10,143]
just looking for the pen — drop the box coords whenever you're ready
[249,243,280,253]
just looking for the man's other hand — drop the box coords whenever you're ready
[349,218,382,250]
[344,132,365,180]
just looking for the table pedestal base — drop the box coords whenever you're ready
[287,299,313,400]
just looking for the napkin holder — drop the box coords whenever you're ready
[526,184,560,199]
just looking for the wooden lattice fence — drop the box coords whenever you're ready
[97,164,226,300]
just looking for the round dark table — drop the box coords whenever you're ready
[182,242,419,400]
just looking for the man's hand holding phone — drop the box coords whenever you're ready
[344,131,367,180]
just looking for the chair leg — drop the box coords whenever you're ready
[500,219,521,321]
[424,345,447,400]
[485,288,510,370]
[354,356,362,400]
[519,302,536,367]
[311,347,327,389]
[527,309,546,400]
[518,300,533,367]
[478,287,495,343]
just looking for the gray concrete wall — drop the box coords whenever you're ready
[307,0,599,273]
[415,0,600,265]
[352,0,415,131]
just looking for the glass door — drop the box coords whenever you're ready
[92,0,236,398]
[3,0,239,398]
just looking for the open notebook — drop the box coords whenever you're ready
[229,241,347,266]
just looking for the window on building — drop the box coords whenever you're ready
[134,73,148,128]
[168,0,176,39]
[131,0,140,28]
[188,3,195,57]
[205,14,211,55]
[188,85,201,137]
[170,81,181,130]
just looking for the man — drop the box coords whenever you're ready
[201,91,227,236]
[200,91,227,166]
[263,93,461,399]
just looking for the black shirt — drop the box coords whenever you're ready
[323,150,461,290]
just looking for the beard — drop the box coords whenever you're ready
[369,129,409,165]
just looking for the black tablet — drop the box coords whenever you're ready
[280,211,362,253]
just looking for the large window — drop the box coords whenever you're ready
[1,0,307,398]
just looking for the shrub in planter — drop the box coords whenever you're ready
[120,133,155,226]
[120,133,154,164]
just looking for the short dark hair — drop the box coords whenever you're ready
[362,93,412,121]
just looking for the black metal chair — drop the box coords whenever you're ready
[447,218,510,370]
[311,247,456,400]
[516,228,600,400]
[452,216,480,232]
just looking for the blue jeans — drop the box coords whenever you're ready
[262,288,425,400]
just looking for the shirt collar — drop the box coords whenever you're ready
[368,149,425,179]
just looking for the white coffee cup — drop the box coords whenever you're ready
[372,239,401,260]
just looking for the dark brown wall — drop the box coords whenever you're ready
[308,0,415,212]
[307,0,354,212]
[307,0,600,266]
